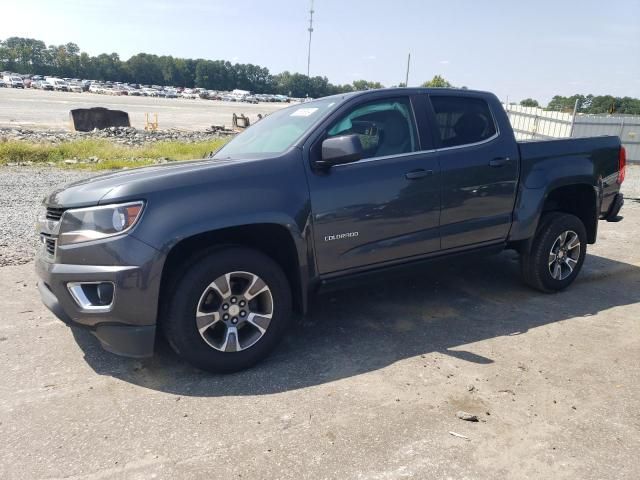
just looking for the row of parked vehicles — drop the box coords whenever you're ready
[1,72,292,103]
[1,74,86,92]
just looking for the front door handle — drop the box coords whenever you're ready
[405,169,433,180]
[489,157,511,167]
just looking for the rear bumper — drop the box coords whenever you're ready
[604,193,624,222]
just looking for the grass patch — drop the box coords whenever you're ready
[0,138,230,169]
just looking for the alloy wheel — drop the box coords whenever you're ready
[195,271,274,352]
[548,230,581,281]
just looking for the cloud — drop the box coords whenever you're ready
[364,55,377,60]
[439,60,450,65]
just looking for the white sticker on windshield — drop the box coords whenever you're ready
[290,107,319,117]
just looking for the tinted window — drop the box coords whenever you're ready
[430,96,497,147]
[327,97,417,160]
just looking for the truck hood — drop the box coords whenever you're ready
[44,158,238,207]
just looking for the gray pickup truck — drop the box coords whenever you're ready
[36,88,626,372]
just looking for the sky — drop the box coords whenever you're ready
[1,0,639,103]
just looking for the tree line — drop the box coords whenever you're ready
[0,37,384,97]
[2,37,638,112]
[520,94,640,115]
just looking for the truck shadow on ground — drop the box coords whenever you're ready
[71,251,640,396]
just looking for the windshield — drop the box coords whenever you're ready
[214,97,342,158]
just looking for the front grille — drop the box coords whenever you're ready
[46,207,66,221]
[41,234,56,257]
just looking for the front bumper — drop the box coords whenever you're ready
[35,234,165,357]
[37,280,155,357]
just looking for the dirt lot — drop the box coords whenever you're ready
[0,88,289,131]
[0,167,639,479]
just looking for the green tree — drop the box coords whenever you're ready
[547,95,585,112]
[421,75,452,88]
[125,53,163,85]
[92,53,124,81]
[351,79,384,91]
[618,97,640,114]
[520,98,539,107]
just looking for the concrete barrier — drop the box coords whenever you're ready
[69,107,131,132]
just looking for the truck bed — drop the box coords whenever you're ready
[517,135,621,214]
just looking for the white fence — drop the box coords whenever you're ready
[504,103,640,162]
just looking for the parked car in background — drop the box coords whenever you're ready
[142,88,158,97]
[3,75,25,88]
[181,89,198,99]
[0,78,6,88]
[31,80,50,90]
[45,78,69,92]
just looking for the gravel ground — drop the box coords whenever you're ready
[0,167,99,266]
[1,165,638,267]
[1,126,235,149]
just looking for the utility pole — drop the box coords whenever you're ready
[404,53,410,87]
[307,0,314,78]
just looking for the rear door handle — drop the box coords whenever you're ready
[489,157,511,167]
[405,169,433,180]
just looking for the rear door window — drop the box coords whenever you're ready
[429,96,497,148]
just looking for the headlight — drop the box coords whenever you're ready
[58,201,144,245]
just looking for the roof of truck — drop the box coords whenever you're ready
[318,87,495,104]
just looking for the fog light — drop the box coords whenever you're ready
[96,282,114,305]
[67,282,115,311]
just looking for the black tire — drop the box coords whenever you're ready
[521,212,587,292]
[161,247,292,373]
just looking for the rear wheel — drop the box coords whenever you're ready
[162,247,292,373]
[521,212,587,292]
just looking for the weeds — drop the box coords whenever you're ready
[0,138,229,169]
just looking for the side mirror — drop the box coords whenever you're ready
[315,134,363,168]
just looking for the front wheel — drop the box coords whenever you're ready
[521,212,587,292]
[162,247,292,373]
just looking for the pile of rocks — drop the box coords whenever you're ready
[0,126,236,146]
